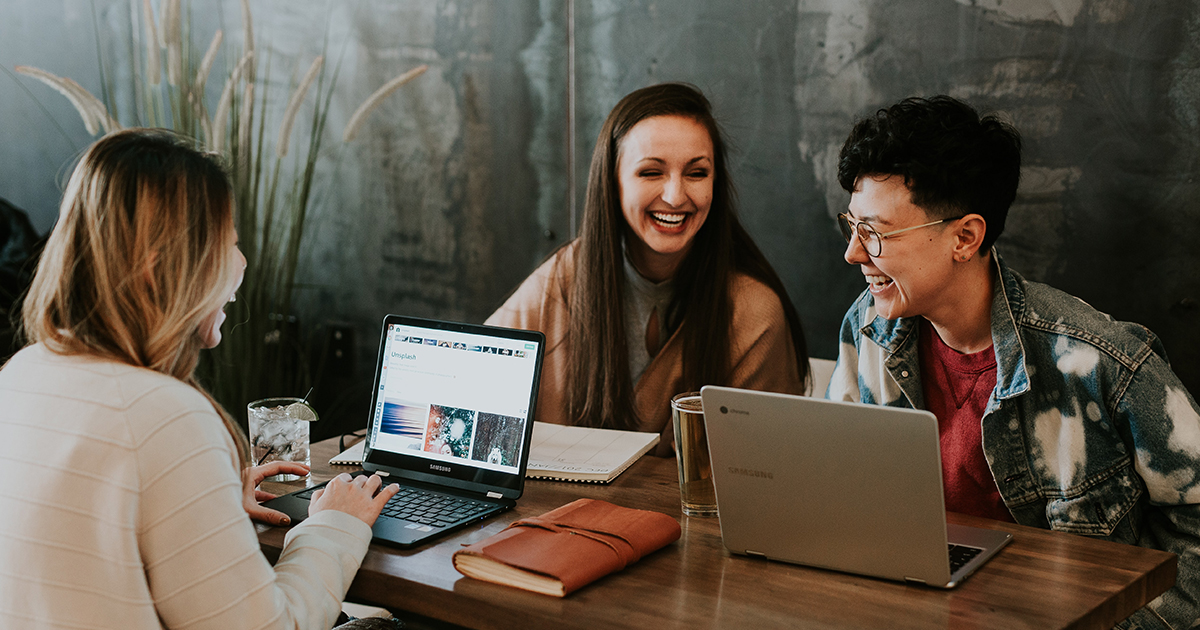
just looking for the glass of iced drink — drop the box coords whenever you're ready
[671,391,717,517]
[248,397,318,481]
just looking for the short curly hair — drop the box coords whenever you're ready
[837,96,1021,250]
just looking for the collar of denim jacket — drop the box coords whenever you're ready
[861,301,914,357]
[860,248,1031,401]
[987,250,1030,401]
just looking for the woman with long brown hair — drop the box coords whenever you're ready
[0,129,398,629]
[488,83,808,455]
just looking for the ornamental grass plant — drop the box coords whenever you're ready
[14,0,426,425]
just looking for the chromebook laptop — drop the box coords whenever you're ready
[264,315,544,548]
[700,386,1012,588]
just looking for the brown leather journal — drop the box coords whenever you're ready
[451,498,681,596]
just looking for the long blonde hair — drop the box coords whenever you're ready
[23,128,248,468]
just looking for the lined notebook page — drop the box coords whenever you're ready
[328,440,365,465]
[525,422,659,483]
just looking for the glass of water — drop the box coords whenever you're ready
[248,397,318,481]
[671,391,717,517]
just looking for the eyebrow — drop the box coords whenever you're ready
[847,208,883,224]
[635,156,713,166]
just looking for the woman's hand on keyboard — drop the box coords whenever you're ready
[310,472,401,526]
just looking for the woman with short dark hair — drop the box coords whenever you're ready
[830,95,1200,629]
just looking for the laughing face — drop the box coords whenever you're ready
[617,115,714,281]
[844,175,960,321]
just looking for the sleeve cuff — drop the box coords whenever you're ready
[285,509,374,549]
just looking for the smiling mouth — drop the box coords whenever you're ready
[865,274,893,290]
[649,211,687,227]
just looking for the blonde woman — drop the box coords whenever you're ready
[0,129,399,630]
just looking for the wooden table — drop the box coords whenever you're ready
[257,437,1176,630]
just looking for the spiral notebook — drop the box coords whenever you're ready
[332,422,658,483]
[523,422,659,483]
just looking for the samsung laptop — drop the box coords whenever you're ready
[700,386,1012,588]
[265,315,544,548]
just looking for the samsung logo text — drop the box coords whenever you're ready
[728,467,773,479]
[429,464,451,473]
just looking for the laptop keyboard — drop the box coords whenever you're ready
[293,484,495,529]
[948,544,983,573]
[380,487,496,527]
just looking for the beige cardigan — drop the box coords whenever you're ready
[0,344,372,630]
[487,243,804,456]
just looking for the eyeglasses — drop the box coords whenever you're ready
[836,213,965,257]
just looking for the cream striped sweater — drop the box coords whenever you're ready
[0,344,372,630]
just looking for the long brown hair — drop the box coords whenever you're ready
[566,83,809,430]
[22,128,248,468]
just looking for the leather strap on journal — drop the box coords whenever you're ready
[504,515,642,568]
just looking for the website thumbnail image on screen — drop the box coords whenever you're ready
[369,324,539,474]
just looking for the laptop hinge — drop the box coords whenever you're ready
[745,550,767,558]
[486,491,502,499]
[904,577,926,584]
[375,471,389,477]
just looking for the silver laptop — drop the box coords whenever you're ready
[700,386,1012,588]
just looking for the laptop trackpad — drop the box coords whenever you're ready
[947,523,1012,550]
[261,493,312,525]
[262,491,431,546]
[373,517,426,545]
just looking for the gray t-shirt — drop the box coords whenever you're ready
[623,254,676,383]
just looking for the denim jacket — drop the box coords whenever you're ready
[828,253,1200,630]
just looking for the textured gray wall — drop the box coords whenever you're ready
[2,0,1198,414]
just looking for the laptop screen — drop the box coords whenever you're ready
[362,315,544,497]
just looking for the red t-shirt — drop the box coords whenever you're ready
[919,319,1014,523]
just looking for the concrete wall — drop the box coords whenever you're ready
[3,1,1197,420]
